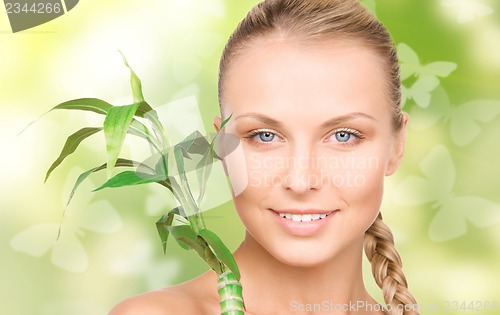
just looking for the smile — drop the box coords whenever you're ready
[278,212,333,222]
[272,209,338,236]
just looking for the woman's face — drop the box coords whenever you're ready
[216,37,407,267]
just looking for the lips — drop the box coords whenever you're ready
[271,209,338,236]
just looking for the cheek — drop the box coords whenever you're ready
[227,144,284,191]
[230,148,286,229]
[318,147,386,186]
[246,149,286,188]
[347,163,385,223]
[225,145,273,222]
[321,148,387,226]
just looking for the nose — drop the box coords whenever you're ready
[282,144,322,193]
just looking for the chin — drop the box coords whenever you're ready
[275,254,331,268]
[267,239,351,268]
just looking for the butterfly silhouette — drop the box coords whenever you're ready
[409,86,500,146]
[393,145,500,241]
[441,0,494,23]
[10,169,122,272]
[398,43,457,108]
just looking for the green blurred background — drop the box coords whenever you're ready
[1,0,499,314]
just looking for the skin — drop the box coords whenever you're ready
[109,35,408,315]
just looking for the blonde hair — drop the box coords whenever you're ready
[218,0,417,313]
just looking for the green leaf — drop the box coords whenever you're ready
[116,51,164,145]
[119,51,145,103]
[135,101,155,118]
[40,97,161,162]
[173,145,197,216]
[133,101,166,148]
[211,117,240,162]
[168,225,203,252]
[65,158,144,207]
[129,119,162,152]
[177,130,211,156]
[175,131,212,170]
[195,148,213,206]
[116,51,167,149]
[128,119,154,141]
[45,127,102,182]
[51,98,113,115]
[166,177,188,216]
[155,153,169,178]
[171,143,206,233]
[173,146,188,186]
[45,117,160,183]
[103,103,140,178]
[52,98,161,136]
[198,228,241,281]
[202,240,223,274]
[156,212,175,254]
[67,168,97,205]
[93,170,163,192]
[156,214,171,253]
[118,51,167,147]
[155,206,189,254]
[135,152,167,180]
[220,113,232,129]
[51,98,159,123]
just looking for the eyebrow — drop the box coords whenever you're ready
[234,112,376,129]
[319,112,377,128]
[234,113,284,128]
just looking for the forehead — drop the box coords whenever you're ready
[222,37,391,122]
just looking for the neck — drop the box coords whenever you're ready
[233,232,381,315]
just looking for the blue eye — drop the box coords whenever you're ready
[246,130,280,144]
[258,131,275,142]
[329,128,363,144]
[335,131,352,142]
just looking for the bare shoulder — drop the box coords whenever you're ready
[109,271,220,315]
[108,289,189,315]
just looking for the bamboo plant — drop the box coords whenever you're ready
[43,53,245,314]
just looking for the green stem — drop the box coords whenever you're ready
[218,270,245,315]
[168,177,205,233]
[152,116,169,150]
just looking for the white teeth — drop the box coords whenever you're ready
[279,212,332,222]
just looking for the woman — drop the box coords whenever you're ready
[111,0,419,314]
